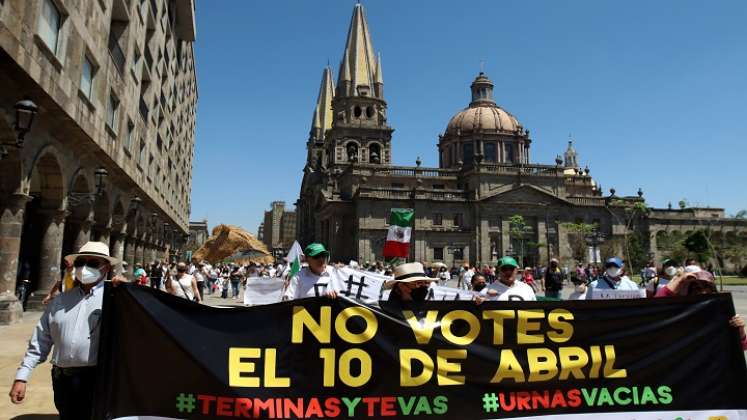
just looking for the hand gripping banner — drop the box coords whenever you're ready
[94,284,747,419]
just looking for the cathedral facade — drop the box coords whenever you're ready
[297,4,747,270]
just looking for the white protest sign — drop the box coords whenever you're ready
[590,288,646,300]
[426,284,475,301]
[242,277,285,305]
[328,267,390,304]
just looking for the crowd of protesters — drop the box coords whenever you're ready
[8,239,747,419]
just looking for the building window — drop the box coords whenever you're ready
[106,93,119,131]
[484,142,497,162]
[463,142,473,164]
[433,247,444,261]
[454,213,463,227]
[39,0,62,54]
[124,120,134,151]
[453,247,464,260]
[138,139,146,166]
[391,183,404,188]
[80,56,95,99]
[505,143,515,163]
[433,213,443,226]
[433,184,445,189]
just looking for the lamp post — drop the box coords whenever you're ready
[0,97,38,159]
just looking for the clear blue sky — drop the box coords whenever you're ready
[191,0,747,233]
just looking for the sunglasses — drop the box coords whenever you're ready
[73,258,103,269]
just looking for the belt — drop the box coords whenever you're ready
[53,366,97,376]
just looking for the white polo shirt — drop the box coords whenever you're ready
[282,266,333,300]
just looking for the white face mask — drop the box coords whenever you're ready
[664,266,678,277]
[606,267,622,278]
[76,265,103,285]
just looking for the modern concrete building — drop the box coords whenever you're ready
[261,201,297,259]
[0,0,197,323]
[297,3,747,269]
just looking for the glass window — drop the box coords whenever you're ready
[39,0,61,54]
[505,143,515,163]
[453,247,464,260]
[433,213,443,226]
[80,56,94,98]
[125,121,134,150]
[484,142,497,162]
[462,142,473,164]
[107,94,119,131]
[433,247,444,261]
[454,213,463,227]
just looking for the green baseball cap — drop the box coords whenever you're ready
[304,243,329,258]
[661,258,678,267]
[497,256,519,269]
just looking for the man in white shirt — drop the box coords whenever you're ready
[588,257,639,296]
[488,256,536,301]
[282,243,334,300]
[9,242,127,419]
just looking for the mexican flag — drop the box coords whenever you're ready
[286,241,303,279]
[383,208,414,260]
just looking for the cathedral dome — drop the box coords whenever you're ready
[445,105,522,135]
[444,72,523,136]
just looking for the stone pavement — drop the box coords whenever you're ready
[2,285,746,419]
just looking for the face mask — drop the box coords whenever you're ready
[606,267,622,278]
[410,286,429,302]
[665,266,677,277]
[76,265,102,285]
[574,284,586,293]
[473,283,486,292]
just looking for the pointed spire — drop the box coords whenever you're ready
[374,52,383,84]
[337,3,379,98]
[310,65,335,141]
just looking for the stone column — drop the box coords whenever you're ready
[135,240,144,266]
[501,216,511,258]
[537,218,549,264]
[110,231,126,274]
[0,193,32,324]
[27,209,67,310]
[123,237,135,269]
[98,226,111,248]
[71,219,93,252]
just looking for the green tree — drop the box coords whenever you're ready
[734,210,747,219]
[607,200,651,275]
[678,199,688,210]
[561,222,598,263]
[683,230,713,264]
[509,215,532,267]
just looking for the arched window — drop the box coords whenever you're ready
[369,143,381,164]
[484,142,496,163]
[346,142,358,162]
[463,142,474,164]
[353,106,362,118]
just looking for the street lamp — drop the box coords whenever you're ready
[14,98,38,145]
[0,97,38,159]
[94,167,108,195]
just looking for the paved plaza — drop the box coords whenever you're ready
[2,285,746,419]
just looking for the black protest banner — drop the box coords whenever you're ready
[94,284,747,419]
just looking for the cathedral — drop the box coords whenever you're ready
[296,4,746,270]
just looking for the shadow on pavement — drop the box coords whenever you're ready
[10,415,58,419]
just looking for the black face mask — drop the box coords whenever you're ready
[410,286,429,302]
[473,283,486,292]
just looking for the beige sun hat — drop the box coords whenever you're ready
[64,241,119,265]
[384,262,436,289]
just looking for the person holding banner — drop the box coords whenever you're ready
[488,256,537,301]
[9,242,127,420]
[655,270,747,350]
[282,243,335,300]
[645,258,679,297]
[587,257,640,297]
[383,262,437,305]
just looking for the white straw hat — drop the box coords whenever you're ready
[64,241,119,265]
[384,262,436,289]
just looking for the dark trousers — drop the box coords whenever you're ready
[231,280,240,298]
[52,366,97,420]
[150,276,162,289]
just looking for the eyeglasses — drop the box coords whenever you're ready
[73,258,103,269]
